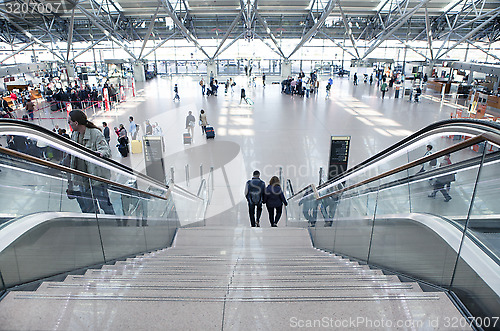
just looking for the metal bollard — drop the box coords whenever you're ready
[170,166,175,184]
[279,167,283,185]
[200,164,203,179]
[185,164,190,186]
[319,167,324,186]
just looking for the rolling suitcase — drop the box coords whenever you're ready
[118,143,129,157]
[183,132,192,144]
[131,140,142,154]
[205,126,215,139]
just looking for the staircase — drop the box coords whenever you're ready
[0,227,470,330]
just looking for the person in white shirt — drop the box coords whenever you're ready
[129,116,137,140]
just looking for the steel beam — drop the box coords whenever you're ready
[0,12,65,62]
[69,36,107,61]
[336,0,359,59]
[75,3,137,60]
[212,13,242,59]
[66,8,76,61]
[160,0,210,59]
[216,31,245,58]
[138,5,160,59]
[318,31,357,58]
[393,36,431,61]
[362,0,430,60]
[141,32,179,59]
[0,41,35,63]
[465,40,500,62]
[437,9,500,60]
[254,32,285,58]
[253,8,286,58]
[287,0,336,59]
[424,7,433,60]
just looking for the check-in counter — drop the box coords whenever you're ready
[427,80,450,93]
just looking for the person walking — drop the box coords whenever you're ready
[325,82,331,99]
[262,73,266,87]
[185,111,195,137]
[25,98,35,121]
[102,122,110,145]
[173,84,180,101]
[305,80,311,98]
[240,88,248,104]
[264,176,288,227]
[417,144,436,173]
[199,78,206,95]
[380,80,388,99]
[66,110,115,214]
[245,170,266,227]
[428,154,454,202]
[145,120,153,135]
[117,124,129,157]
[199,109,208,135]
[353,73,358,86]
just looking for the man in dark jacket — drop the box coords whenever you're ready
[245,170,266,227]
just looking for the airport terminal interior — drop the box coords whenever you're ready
[0,0,500,329]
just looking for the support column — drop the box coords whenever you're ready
[133,62,146,82]
[281,60,291,80]
[207,60,217,81]
[467,71,474,85]
[65,62,75,84]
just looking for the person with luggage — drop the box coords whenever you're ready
[173,84,180,101]
[245,170,266,227]
[199,109,208,135]
[240,88,248,104]
[264,176,288,227]
[117,124,129,157]
[185,111,195,138]
[326,82,331,99]
[66,110,115,214]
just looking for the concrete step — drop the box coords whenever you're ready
[0,291,469,330]
[0,226,470,330]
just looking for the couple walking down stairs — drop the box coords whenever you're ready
[0,227,469,330]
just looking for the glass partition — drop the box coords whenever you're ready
[0,120,208,290]
[286,120,500,324]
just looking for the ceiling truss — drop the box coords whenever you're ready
[0,0,498,64]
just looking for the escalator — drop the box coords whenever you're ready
[286,119,500,329]
[1,118,499,329]
[0,119,209,293]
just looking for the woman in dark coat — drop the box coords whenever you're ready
[264,176,288,227]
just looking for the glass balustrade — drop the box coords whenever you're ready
[286,120,500,325]
[0,120,208,291]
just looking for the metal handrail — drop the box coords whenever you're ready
[290,132,500,202]
[0,145,170,201]
[0,119,167,189]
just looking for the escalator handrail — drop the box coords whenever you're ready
[316,118,500,192]
[0,119,167,189]
[289,131,499,201]
[0,145,171,201]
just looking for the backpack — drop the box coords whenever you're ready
[247,180,263,204]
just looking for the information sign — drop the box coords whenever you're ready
[328,136,350,180]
